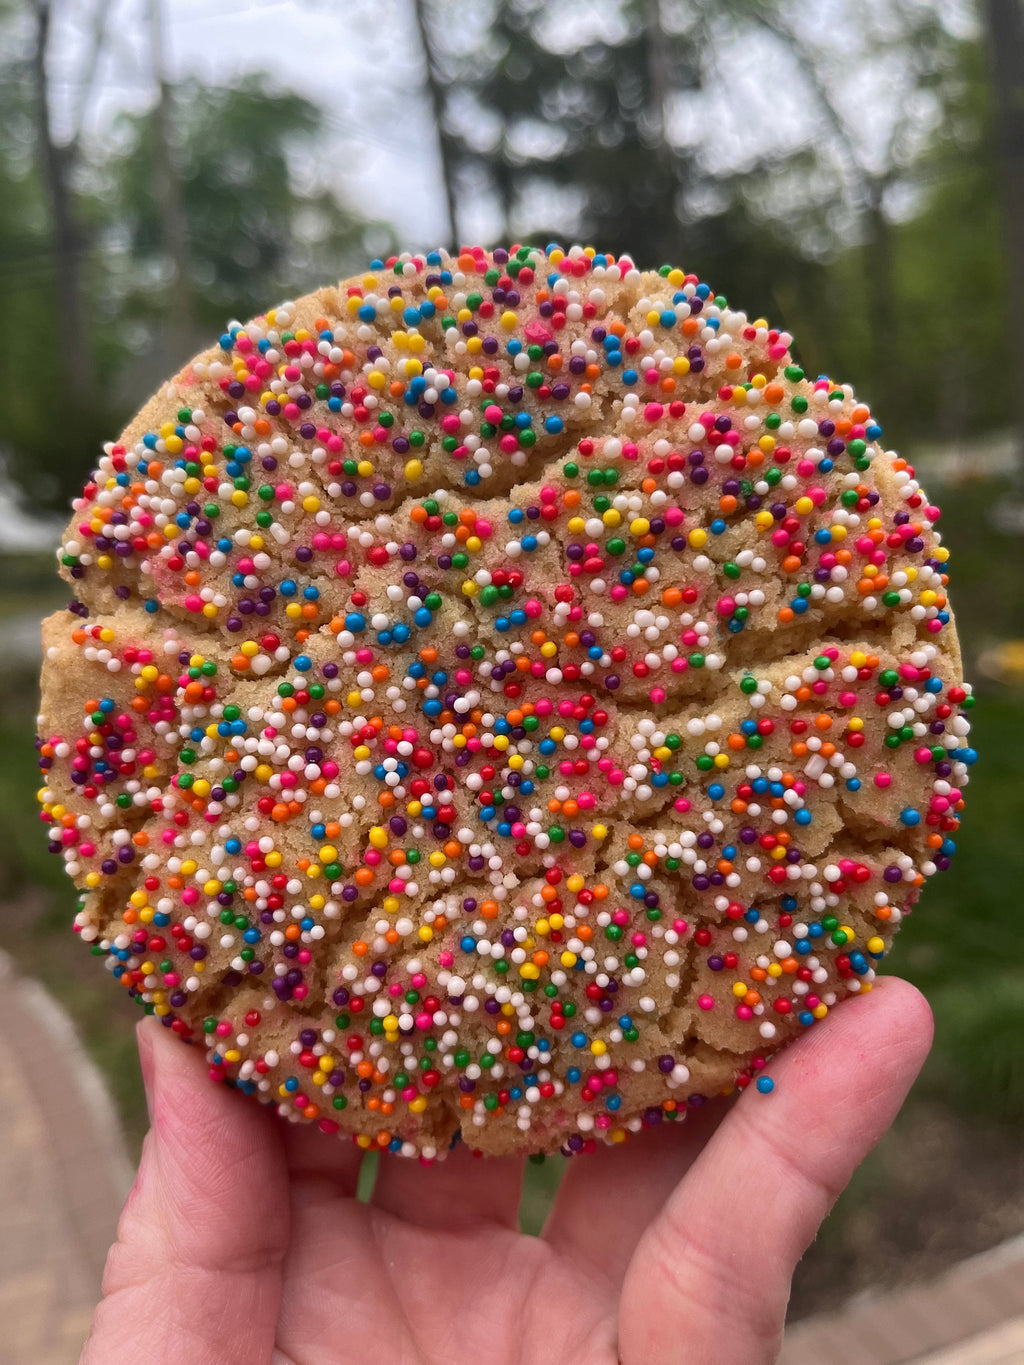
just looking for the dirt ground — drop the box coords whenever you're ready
[789,1100,1024,1321]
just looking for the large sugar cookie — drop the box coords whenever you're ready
[37,244,973,1159]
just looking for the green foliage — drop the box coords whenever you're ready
[105,77,388,327]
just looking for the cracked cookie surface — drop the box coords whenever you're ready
[37,243,973,1159]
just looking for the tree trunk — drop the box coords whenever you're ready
[412,0,460,249]
[147,0,194,359]
[31,0,96,401]
[984,0,1024,471]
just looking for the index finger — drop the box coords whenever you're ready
[619,977,933,1365]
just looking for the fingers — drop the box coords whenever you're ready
[82,1019,289,1365]
[282,1120,365,1202]
[619,978,933,1365]
[542,1098,733,1284]
[372,1139,526,1230]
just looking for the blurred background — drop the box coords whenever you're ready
[0,0,1022,1361]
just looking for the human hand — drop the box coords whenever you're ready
[82,977,931,1365]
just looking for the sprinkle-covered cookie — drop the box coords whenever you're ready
[37,244,973,1159]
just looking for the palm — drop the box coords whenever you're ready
[281,1164,620,1364]
[84,979,932,1365]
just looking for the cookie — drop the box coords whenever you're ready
[36,244,974,1159]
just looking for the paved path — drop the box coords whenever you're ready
[780,1233,1024,1365]
[0,952,132,1365]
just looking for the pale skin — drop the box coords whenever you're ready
[82,977,932,1365]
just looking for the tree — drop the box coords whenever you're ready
[421,0,720,267]
[106,76,389,337]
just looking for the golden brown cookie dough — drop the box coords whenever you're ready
[37,244,972,1159]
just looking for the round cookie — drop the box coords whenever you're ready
[37,244,974,1160]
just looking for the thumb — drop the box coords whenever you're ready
[81,1019,288,1365]
[620,977,933,1365]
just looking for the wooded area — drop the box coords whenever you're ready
[0,0,1020,513]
